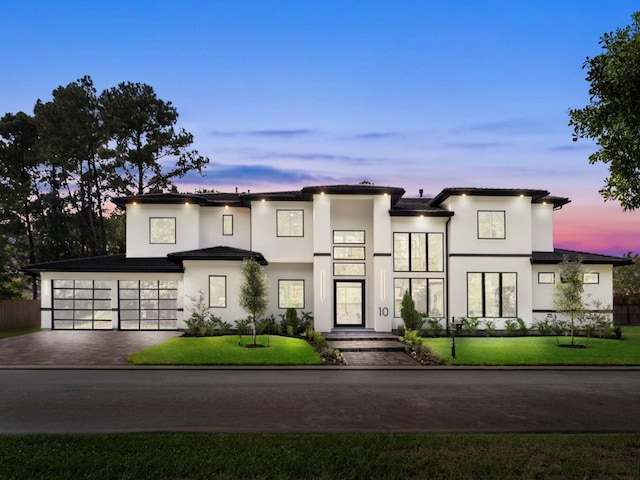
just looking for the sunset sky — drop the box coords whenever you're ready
[1,1,638,256]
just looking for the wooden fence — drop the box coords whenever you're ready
[0,300,41,330]
[613,303,640,326]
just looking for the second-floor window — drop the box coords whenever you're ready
[393,233,443,272]
[150,217,176,244]
[277,210,304,237]
[478,211,505,239]
[222,215,233,236]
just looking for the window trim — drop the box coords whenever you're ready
[333,263,366,276]
[278,279,305,309]
[333,246,366,260]
[393,232,444,272]
[538,272,555,284]
[209,275,227,308]
[393,277,445,318]
[333,230,365,244]
[477,210,506,239]
[467,272,518,318]
[276,209,304,237]
[583,272,600,284]
[149,217,177,244]
[222,214,233,236]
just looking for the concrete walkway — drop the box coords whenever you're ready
[0,330,181,365]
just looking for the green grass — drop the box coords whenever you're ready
[0,328,40,340]
[423,326,640,365]
[126,334,322,365]
[0,433,638,479]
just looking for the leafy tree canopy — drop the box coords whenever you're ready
[569,11,640,210]
[614,252,640,303]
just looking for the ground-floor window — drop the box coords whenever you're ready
[467,272,517,318]
[209,276,227,308]
[52,280,112,330]
[394,278,444,318]
[279,280,305,309]
[118,280,179,330]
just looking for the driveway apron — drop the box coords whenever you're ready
[0,331,181,365]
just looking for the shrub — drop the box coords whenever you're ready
[460,317,480,335]
[235,317,252,346]
[483,319,496,336]
[400,291,425,331]
[504,318,518,336]
[424,318,444,337]
[533,315,553,335]
[516,317,529,335]
[396,324,406,337]
[399,329,422,347]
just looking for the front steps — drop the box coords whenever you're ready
[324,330,419,366]
[324,331,406,352]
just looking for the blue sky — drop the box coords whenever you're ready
[1,0,638,255]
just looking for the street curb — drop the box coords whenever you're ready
[2,364,640,371]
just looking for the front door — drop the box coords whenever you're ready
[334,280,364,327]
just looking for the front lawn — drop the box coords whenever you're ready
[0,328,40,340]
[422,326,640,365]
[126,334,323,365]
[1,433,638,479]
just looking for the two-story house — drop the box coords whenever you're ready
[23,184,629,332]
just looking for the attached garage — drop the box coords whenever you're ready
[23,255,184,331]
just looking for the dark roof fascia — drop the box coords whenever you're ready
[239,191,305,207]
[389,209,454,217]
[22,254,184,274]
[168,246,269,265]
[534,196,571,208]
[302,185,406,205]
[531,249,632,266]
[111,193,209,208]
[429,188,550,207]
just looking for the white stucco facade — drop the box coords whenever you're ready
[26,185,626,332]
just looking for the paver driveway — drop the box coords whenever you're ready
[0,330,181,365]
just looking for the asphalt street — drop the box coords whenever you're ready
[1,369,639,434]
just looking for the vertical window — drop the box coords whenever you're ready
[467,273,517,317]
[223,215,233,236]
[478,211,505,239]
[393,233,443,272]
[150,217,176,244]
[278,280,305,308]
[393,278,444,318]
[277,210,304,237]
[209,276,226,308]
[119,280,178,330]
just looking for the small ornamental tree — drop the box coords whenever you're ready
[400,290,424,331]
[239,257,268,346]
[554,256,587,346]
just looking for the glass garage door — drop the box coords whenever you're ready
[52,280,112,330]
[118,280,178,330]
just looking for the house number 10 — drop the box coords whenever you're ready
[378,307,389,317]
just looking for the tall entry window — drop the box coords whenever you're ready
[467,273,517,317]
[335,281,364,326]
